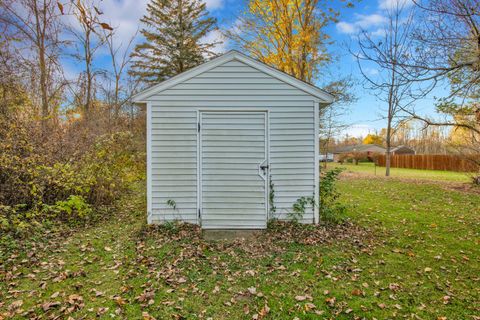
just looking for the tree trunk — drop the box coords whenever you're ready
[84,28,92,119]
[385,119,392,176]
[39,44,49,131]
[34,0,50,132]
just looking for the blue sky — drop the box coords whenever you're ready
[64,0,448,138]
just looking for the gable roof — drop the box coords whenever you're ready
[391,145,415,153]
[333,144,386,154]
[131,50,334,103]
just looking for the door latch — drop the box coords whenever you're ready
[260,164,269,172]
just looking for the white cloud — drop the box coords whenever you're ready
[100,0,149,44]
[370,28,386,37]
[336,22,356,34]
[336,13,387,34]
[204,0,224,10]
[378,0,414,10]
[355,14,387,29]
[201,29,228,55]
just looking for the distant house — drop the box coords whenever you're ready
[332,144,416,162]
[319,153,334,162]
[332,144,386,162]
[391,145,415,155]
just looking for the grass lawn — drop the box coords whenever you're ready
[1,177,479,319]
[326,162,473,183]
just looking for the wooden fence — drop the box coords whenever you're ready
[377,154,478,172]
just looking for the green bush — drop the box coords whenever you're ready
[51,195,93,221]
[319,167,347,223]
[0,119,145,237]
[77,132,146,205]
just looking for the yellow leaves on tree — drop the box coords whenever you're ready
[228,0,339,83]
[449,114,480,145]
[362,134,383,145]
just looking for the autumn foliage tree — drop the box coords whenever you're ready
[362,134,383,145]
[226,0,345,83]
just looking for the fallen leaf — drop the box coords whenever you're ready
[325,297,336,307]
[8,300,23,311]
[351,289,363,296]
[41,301,61,311]
[142,311,156,320]
[177,277,187,284]
[113,296,126,306]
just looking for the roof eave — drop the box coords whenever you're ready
[131,50,335,104]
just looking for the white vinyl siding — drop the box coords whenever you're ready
[149,59,315,225]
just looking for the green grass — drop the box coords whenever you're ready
[1,177,479,319]
[326,161,473,182]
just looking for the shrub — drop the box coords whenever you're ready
[319,168,347,223]
[76,131,145,205]
[51,195,93,222]
[0,119,145,237]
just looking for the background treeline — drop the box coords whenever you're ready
[323,119,456,155]
[320,0,480,179]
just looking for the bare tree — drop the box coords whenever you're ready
[64,0,113,118]
[102,29,140,126]
[387,0,480,183]
[354,1,418,176]
[319,77,356,168]
[0,0,64,130]
[0,30,29,118]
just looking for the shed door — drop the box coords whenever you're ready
[200,112,268,229]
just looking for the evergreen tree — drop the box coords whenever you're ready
[130,0,219,84]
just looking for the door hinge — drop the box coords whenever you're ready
[198,208,201,217]
[197,122,200,132]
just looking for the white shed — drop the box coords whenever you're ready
[133,51,333,229]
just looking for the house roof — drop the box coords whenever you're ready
[131,50,335,103]
[333,144,386,154]
[391,145,415,153]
